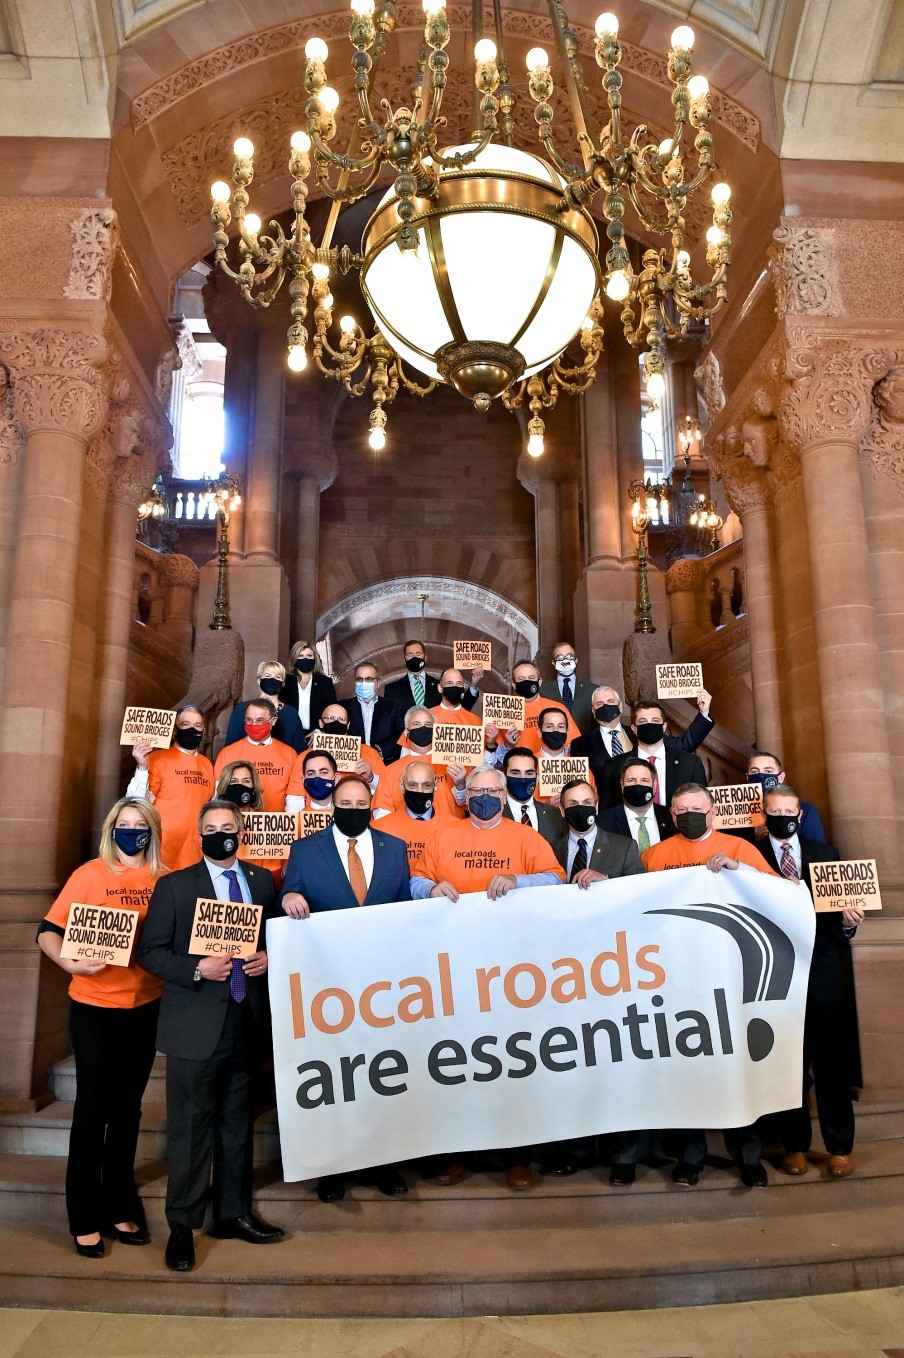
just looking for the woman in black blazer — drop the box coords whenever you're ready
[279,639,337,735]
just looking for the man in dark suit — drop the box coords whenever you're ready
[500,746,563,847]
[137,799,284,1273]
[541,776,644,1179]
[595,698,710,812]
[384,639,481,717]
[758,784,863,1179]
[341,660,404,764]
[280,775,411,1202]
[574,687,714,810]
[598,757,675,851]
[539,641,598,734]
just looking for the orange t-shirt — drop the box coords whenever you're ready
[372,809,455,875]
[642,829,778,874]
[397,705,483,751]
[146,746,215,870]
[215,737,295,812]
[417,818,565,893]
[287,744,386,798]
[372,754,467,820]
[499,696,581,754]
[44,859,164,1009]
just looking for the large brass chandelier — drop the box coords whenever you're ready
[209,1,732,455]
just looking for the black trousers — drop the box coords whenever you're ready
[66,998,159,1237]
[776,1000,855,1157]
[164,999,259,1229]
[678,1124,761,1168]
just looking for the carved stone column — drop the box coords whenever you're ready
[665,557,705,654]
[780,331,900,873]
[283,382,340,645]
[158,551,200,652]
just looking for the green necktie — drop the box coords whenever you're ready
[413,674,425,706]
[636,815,651,852]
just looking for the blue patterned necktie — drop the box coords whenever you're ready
[561,678,573,710]
[610,728,623,756]
[224,869,247,1002]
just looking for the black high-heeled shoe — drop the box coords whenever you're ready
[103,1224,149,1246]
[73,1234,105,1259]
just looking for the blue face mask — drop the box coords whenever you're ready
[469,792,503,822]
[113,826,151,856]
[304,776,335,803]
[749,771,780,791]
[355,680,376,702]
[506,775,537,803]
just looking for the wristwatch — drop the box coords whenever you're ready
[193,964,202,983]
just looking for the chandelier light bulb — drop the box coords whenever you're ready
[676,248,691,269]
[705,224,724,245]
[243,213,261,235]
[290,130,312,152]
[671,24,695,50]
[711,181,731,205]
[287,345,308,372]
[369,425,386,450]
[305,37,328,61]
[605,269,631,301]
[351,0,374,12]
[233,137,254,159]
[581,315,594,330]
[474,37,497,62]
[525,47,549,72]
[319,86,340,113]
[210,181,231,203]
[312,261,331,280]
[595,12,619,37]
[687,74,709,99]
[339,315,357,334]
[658,138,673,157]
[646,370,666,400]
[422,0,445,13]
[527,432,545,457]
[323,293,334,311]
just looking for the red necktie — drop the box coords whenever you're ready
[649,756,662,805]
[520,803,531,825]
[779,842,798,880]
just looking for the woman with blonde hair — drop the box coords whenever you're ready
[37,797,167,1258]
[225,659,305,753]
[280,640,337,736]
[216,758,286,884]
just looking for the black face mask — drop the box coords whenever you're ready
[594,703,621,724]
[765,812,799,841]
[564,804,596,833]
[635,721,664,746]
[321,720,349,735]
[623,783,654,809]
[675,811,708,841]
[332,806,371,838]
[514,678,539,700]
[296,657,316,674]
[405,656,426,673]
[541,729,568,751]
[259,676,282,696]
[222,782,254,808]
[441,685,466,706]
[201,829,239,861]
[408,725,433,748]
[403,788,433,816]
[174,727,203,751]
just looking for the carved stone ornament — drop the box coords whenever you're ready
[706,427,772,516]
[158,552,200,590]
[780,334,895,452]
[0,366,24,470]
[173,319,203,384]
[694,350,725,420]
[0,329,108,440]
[665,556,705,594]
[63,208,119,302]
[770,224,840,320]
[863,365,904,500]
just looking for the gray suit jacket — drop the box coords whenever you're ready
[503,798,563,848]
[553,826,646,880]
[539,676,597,735]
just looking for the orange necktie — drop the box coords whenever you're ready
[347,837,368,905]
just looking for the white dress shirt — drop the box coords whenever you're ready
[357,698,376,745]
[296,681,313,730]
[205,856,253,902]
[566,827,598,879]
[626,806,661,848]
[598,725,626,758]
[332,824,374,888]
[507,795,537,830]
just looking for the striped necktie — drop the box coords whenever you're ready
[413,674,425,706]
[570,837,588,881]
[779,842,798,880]
[610,728,623,756]
[520,803,531,825]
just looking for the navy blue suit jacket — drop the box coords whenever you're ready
[279,825,412,912]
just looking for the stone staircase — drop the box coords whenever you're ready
[2,1057,904,1317]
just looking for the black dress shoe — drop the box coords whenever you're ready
[317,1175,345,1203]
[73,1234,105,1259]
[165,1224,195,1272]
[609,1162,636,1186]
[739,1161,768,1188]
[538,1154,578,1177]
[672,1162,700,1187]
[208,1212,285,1244]
[376,1169,408,1197]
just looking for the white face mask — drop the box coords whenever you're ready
[554,658,577,676]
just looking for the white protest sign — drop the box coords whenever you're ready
[656,664,703,701]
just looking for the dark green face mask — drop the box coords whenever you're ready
[676,810,709,841]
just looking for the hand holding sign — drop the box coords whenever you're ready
[189,898,263,959]
[656,664,704,702]
[453,641,492,671]
[61,903,140,969]
[120,707,177,750]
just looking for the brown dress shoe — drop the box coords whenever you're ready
[434,1161,469,1186]
[506,1164,533,1191]
[827,1154,854,1177]
[781,1151,809,1175]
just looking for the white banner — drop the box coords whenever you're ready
[267,867,815,1182]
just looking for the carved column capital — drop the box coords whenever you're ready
[707,425,773,516]
[63,207,119,302]
[665,556,705,595]
[0,329,109,441]
[769,223,840,319]
[158,551,200,590]
[862,364,904,501]
[779,333,896,452]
